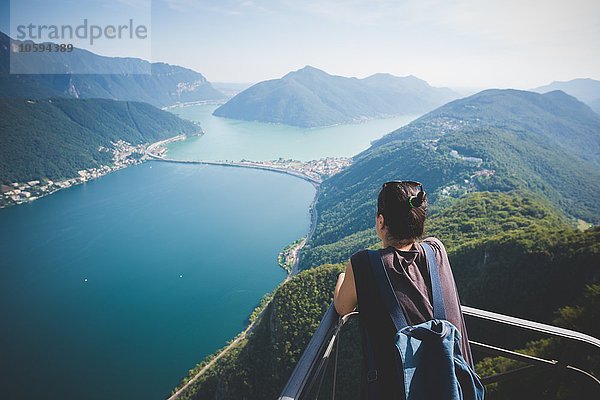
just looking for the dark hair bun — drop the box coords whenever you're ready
[377,181,427,240]
[408,191,426,208]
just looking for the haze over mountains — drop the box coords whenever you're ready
[213,66,459,127]
[533,78,600,115]
[0,32,225,107]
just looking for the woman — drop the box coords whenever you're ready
[333,180,474,399]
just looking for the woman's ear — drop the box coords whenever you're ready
[376,213,385,229]
[376,213,386,240]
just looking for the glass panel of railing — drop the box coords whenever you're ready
[302,315,362,400]
[463,311,600,399]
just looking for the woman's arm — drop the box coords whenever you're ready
[334,259,358,315]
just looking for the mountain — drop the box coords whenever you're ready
[307,89,600,255]
[533,78,600,114]
[0,32,225,107]
[0,98,198,184]
[212,66,459,127]
[374,89,600,161]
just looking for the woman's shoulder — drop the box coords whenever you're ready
[419,237,454,274]
[349,248,371,264]
[420,236,448,254]
[348,248,373,275]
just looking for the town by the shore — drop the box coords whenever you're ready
[147,137,352,185]
[0,140,150,208]
[1,134,352,209]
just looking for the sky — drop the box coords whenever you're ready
[1,0,599,90]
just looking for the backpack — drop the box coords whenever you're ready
[365,242,485,400]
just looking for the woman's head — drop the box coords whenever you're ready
[376,181,427,244]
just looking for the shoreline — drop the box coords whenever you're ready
[0,140,151,209]
[150,157,322,187]
[161,100,419,131]
[168,185,320,400]
[165,150,323,399]
[289,184,319,276]
[161,99,227,111]
[0,133,204,210]
[0,163,133,209]
[2,131,329,211]
[146,137,351,188]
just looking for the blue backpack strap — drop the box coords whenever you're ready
[362,328,380,388]
[368,250,409,330]
[421,241,447,320]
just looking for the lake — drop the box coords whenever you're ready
[167,104,418,161]
[0,162,314,399]
[0,106,418,399]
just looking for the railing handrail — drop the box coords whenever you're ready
[461,305,600,349]
[278,303,600,400]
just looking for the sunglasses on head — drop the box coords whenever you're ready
[382,180,423,190]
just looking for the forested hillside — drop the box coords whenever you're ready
[0,98,198,183]
[300,191,570,277]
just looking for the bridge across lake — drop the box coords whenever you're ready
[146,139,322,186]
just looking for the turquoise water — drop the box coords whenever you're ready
[167,104,418,161]
[0,106,419,399]
[0,162,314,399]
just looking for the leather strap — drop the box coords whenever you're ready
[421,241,447,320]
[368,249,409,330]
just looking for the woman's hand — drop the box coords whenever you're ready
[334,260,358,316]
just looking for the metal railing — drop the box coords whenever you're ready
[278,304,600,400]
